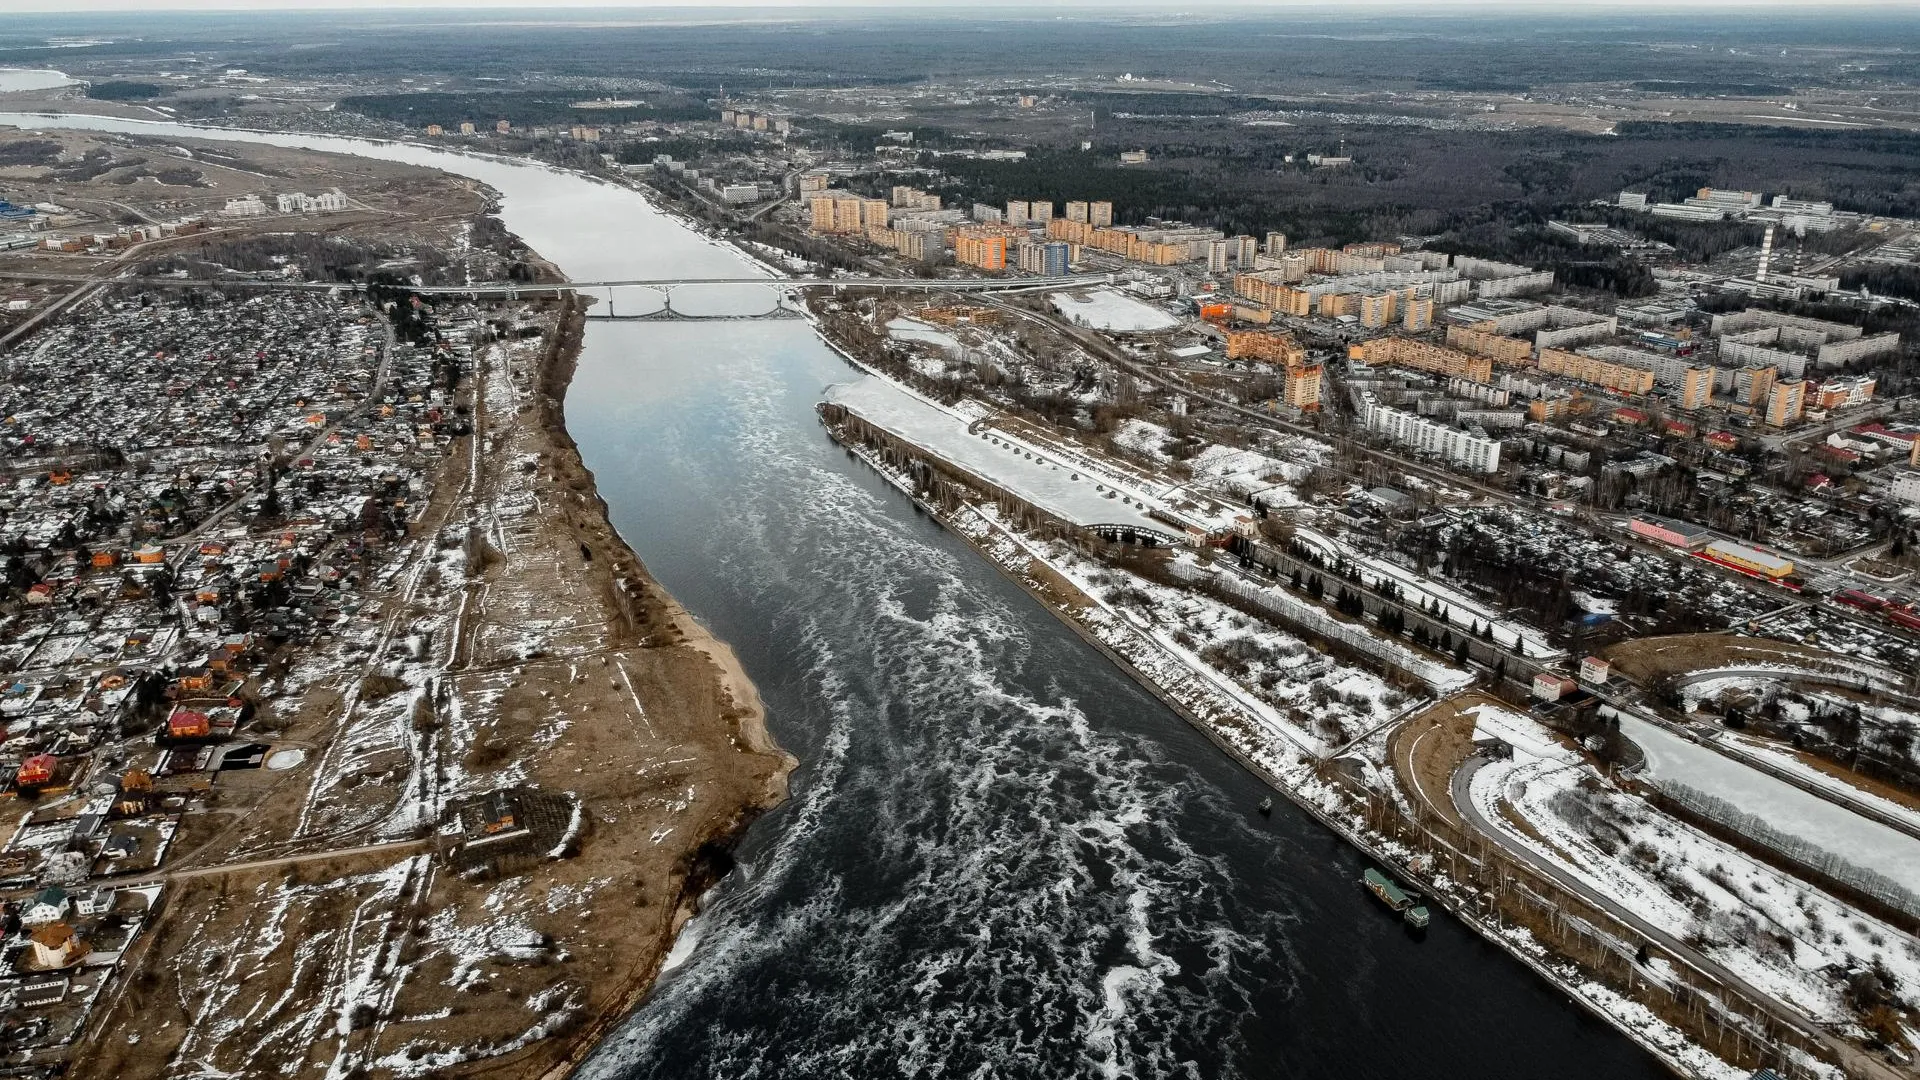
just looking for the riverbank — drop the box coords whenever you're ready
[66,290,794,1080]
[813,382,1762,1080]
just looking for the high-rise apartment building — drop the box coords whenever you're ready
[1766,380,1806,427]
[1358,292,1398,330]
[1265,232,1288,256]
[954,228,1010,271]
[1401,297,1434,332]
[1066,201,1089,223]
[1006,200,1030,225]
[1283,363,1323,411]
[1017,241,1072,276]
[1208,239,1230,274]
[1090,201,1114,227]
[809,193,890,235]
[1680,366,1713,410]
[1733,365,1777,407]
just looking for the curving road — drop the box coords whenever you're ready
[1450,755,1905,1080]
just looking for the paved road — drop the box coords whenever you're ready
[1451,755,1906,1080]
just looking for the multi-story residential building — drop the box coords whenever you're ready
[1207,239,1230,274]
[1005,200,1031,226]
[1029,201,1055,224]
[809,193,890,235]
[1358,292,1397,330]
[1445,326,1533,366]
[1066,201,1089,223]
[1284,363,1323,411]
[1812,374,1876,409]
[1225,330,1306,366]
[1680,366,1714,410]
[1357,391,1502,473]
[1090,201,1114,227]
[1535,348,1656,396]
[1732,365,1777,407]
[1348,338,1493,383]
[1767,380,1806,428]
[890,186,942,211]
[1402,297,1434,332]
[1264,232,1288,256]
[1234,235,1258,268]
[954,228,1010,271]
[1017,241,1073,276]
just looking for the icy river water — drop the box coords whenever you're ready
[1,111,1669,1079]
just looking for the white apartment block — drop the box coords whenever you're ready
[1358,393,1503,473]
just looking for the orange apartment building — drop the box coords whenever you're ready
[1680,366,1714,410]
[809,193,890,235]
[1348,338,1494,383]
[1225,330,1307,366]
[1232,272,1311,316]
[953,228,1010,271]
[1766,380,1806,428]
[1046,219,1187,265]
[1283,363,1324,410]
[1535,348,1656,396]
[1445,325,1534,366]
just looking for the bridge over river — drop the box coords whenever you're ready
[0,269,1102,319]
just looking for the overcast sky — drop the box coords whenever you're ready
[2,0,1915,11]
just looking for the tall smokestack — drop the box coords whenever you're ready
[1757,223,1775,283]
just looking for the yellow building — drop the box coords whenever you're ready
[1680,366,1713,411]
[425,124,444,136]
[1536,348,1656,396]
[1445,325,1533,366]
[1358,292,1398,329]
[810,194,889,235]
[1317,293,1355,319]
[1232,272,1312,316]
[1348,338,1493,383]
[1402,297,1434,332]
[1284,363,1323,410]
[1766,379,1806,428]
[1733,365,1777,407]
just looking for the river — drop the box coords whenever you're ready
[0,111,1668,1079]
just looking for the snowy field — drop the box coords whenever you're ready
[1621,714,1920,896]
[1472,743,1920,1028]
[827,376,1169,535]
[1049,288,1181,333]
[886,317,963,354]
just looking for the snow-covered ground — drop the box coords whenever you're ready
[1621,714,1920,896]
[885,317,963,354]
[1471,738,1920,1030]
[1718,732,1920,836]
[1049,288,1181,333]
[826,375,1171,535]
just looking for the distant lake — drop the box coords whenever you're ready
[0,70,71,94]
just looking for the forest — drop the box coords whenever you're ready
[338,91,713,131]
